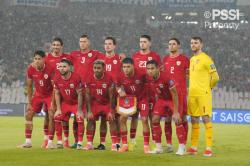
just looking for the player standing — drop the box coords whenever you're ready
[145,60,180,154]
[115,58,150,153]
[162,38,189,155]
[96,37,122,150]
[83,60,118,151]
[45,37,71,148]
[17,50,54,148]
[186,37,219,157]
[53,59,84,149]
[131,35,162,149]
[69,34,102,148]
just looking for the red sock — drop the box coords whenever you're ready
[117,131,121,144]
[110,131,118,145]
[43,125,49,137]
[100,131,106,144]
[54,119,62,141]
[176,123,186,144]
[77,121,84,143]
[73,120,78,143]
[152,122,162,143]
[86,130,95,143]
[143,131,150,146]
[120,130,128,145]
[130,128,136,139]
[63,124,69,139]
[164,122,172,144]
[25,129,32,139]
[183,121,188,144]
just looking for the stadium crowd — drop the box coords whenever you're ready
[0,2,249,91]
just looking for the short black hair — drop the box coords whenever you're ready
[191,36,203,43]
[105,36,116,45]
[94,60,105,67]
[34,50,46,58]
[122,57,134,64]
[80,34,89,39]
[169,38,180,45]
[146,60,158,67]
[52,37,63,45]
[60,58,72,66]
[140,35,151,41]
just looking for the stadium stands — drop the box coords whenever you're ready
[0,2,249,109]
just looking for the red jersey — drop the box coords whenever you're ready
[70,50,101,79]
[163,54,189,94]
[98,54,122,80]
[146,72,175,102]
[132,51,161,76]
[115,70,146,100]
[27,64,54,97]
[53,72,82,105]
[85,73,113,105]
[45,53,70,72]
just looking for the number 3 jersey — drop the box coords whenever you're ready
[162,54,189,95]
[27,64,54,97]
[85,73,113,105]
[70,50,102,79]
[53,72,82,105]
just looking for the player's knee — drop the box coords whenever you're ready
[152,115,160,123]
[202,115,211,123]
[191,117,199,124]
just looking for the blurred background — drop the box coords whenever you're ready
[0,0,249,110]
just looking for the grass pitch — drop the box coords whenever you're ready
[0,116,250,166]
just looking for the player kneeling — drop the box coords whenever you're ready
[83,60,118,151]
[145,60,180,154]
[115,58,150,153]
[53,59,84,149]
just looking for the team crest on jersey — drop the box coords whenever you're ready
[176,61,181,66]
[196,59,200,64]
[88,53,92,57]
[102,83,107,88]
[44,74,48,79]
[135,80,140,84]
[113,60,117,64]
[148,57,153,61]
[124,97,130,105]
[159,84,164,88]
[70,83,74,88]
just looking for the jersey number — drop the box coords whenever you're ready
[81,57,85,64]
[106,64,112,71]
[96,89,103,95]
[65,89,70,95]
[39,80,44,87]
[170,66,174,74]
[130,86,136,92]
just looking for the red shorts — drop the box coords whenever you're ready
[138,98,149,118]
[153,99,173,117]
[31,95,52,113]
[61,102,77,122]
[91,101,111,120]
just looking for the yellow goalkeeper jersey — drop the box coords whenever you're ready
[189,52,217,96]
